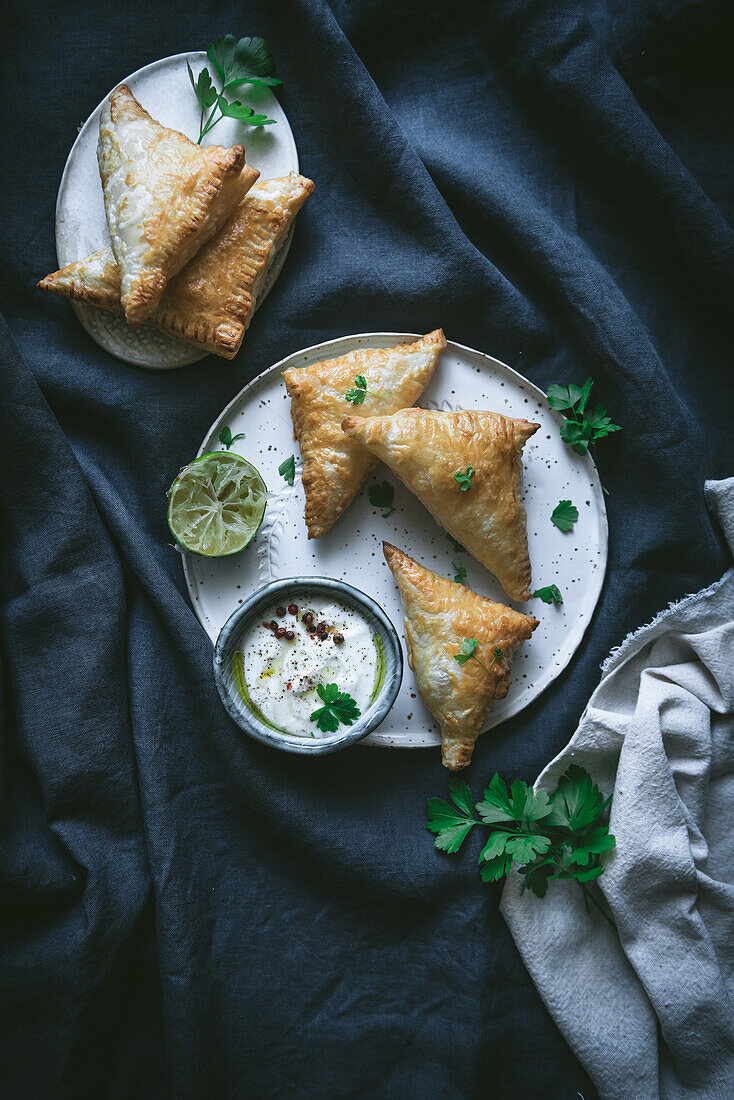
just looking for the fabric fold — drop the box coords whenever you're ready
[501,477,734,1100]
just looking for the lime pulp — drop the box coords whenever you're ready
[167,451,267,556]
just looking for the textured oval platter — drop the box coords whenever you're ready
[55,51,299,369]
[183,334,608,749]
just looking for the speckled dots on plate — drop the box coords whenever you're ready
[183,334,608,749]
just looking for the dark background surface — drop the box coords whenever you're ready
[2,1,733,1096]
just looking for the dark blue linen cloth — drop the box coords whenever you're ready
[2,1,733,1096]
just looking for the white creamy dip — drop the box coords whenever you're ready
[240,593,381,737]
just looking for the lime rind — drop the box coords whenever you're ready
[167,451,267,557]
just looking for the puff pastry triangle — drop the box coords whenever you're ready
[97,83,258,323]
[283,330,447,538]
[343,409,539,601]
[39,249,122,312]
[384,543,538,770]
[38,174,314,359]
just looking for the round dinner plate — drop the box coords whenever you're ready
[54,51,299,369]
[183,334,609,750]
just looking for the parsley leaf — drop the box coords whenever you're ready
[446,534,466,553]
[479,854,514,882]
[479,824,552,871]
[578,376,595,414]
[426,765,617,925]
[545,764,606,831]
[207,34,282,88]
[560,420,591,453]
[189,35,279,143]
[453,561,467,585]
[346,375,385,405]
[454,466,475,491]
[446,776,475,816]
[546,383,585,411]
[309,683,361,733]
[547,377,621,462]
[572,865,606,883]
[426,777,478,853]
[187,62,218,109]
[368,481,395,517]
[478,831,510,862]
[586,402,620,439]
[218,425,245,450]
[345,375,367,404]
[454,638,478,665]
[505,832,552,862]
[567,825,616,866]
[278,455,296,486]
[475,773,515,823]
[518,860,555,898]
[473,774,515,827]
[428,817,476,854]
[532,584,563,605]
[551,499,578,532]
[219,99,274,126]
[477,775,551,826]
[454,640,503,674]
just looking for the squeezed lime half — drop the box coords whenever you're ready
[167,451,267,556]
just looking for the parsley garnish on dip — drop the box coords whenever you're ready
[240,594,381,736]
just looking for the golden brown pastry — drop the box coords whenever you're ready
[342,409,538,601]
[38,175,315,359]
[384,543,537,770]
[97,83,258,324]
[156,174,314,356]
[283,330,446,538]
[39,249,122,313]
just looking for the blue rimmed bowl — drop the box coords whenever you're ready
[213,577,404,755]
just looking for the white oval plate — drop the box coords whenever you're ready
[183,334,608,749]
[55,51,299,369]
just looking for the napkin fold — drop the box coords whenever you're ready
[501,478,734,1100]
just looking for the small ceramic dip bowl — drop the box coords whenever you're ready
[213,577,403,755]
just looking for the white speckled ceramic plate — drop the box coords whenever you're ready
[183,334,608,749]
[54,52,299,369]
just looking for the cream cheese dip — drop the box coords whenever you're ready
[238,593,383,737]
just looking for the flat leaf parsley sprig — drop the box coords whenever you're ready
[547,377,620,473]
[345,375,386,405]
[218,425,245,450]
[454,466,475,491]
[454,638,503,673]
[188,35,280,143]
[310,684,361,733]
[551,499,578,532]
[532,584,563,606]
[278,455,296,486]
[452,562,468,585]
[426,766,616,925]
